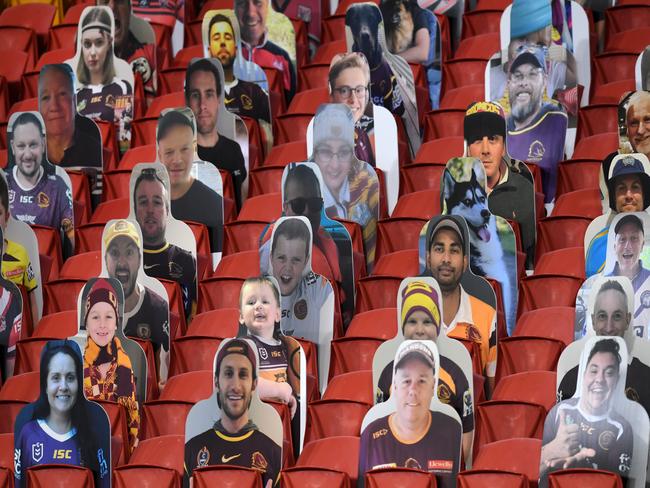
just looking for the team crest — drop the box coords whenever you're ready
[404,457,422,470]
[37,192,50,209]
[31,442,43,463]
[259,347,268,360]
[197,446,210,467]
[626,386,640,402]
[8,190,14,205]
[464,324,482,343]
[598,430,616,451]
[527,140,545,161]
[293,299,308,320]
[137,323,152,340]
[437,383,451,403]
[251,451,268,471]
[241,94,253,111]
[169,261,184,279]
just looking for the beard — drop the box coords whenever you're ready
[510,90,541,124]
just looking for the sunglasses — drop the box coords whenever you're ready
[286,197,323,214]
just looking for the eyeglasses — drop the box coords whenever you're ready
[333,85,368,99]
[286,197,324,214]
[315,147,353,162]
[509,68,543,83]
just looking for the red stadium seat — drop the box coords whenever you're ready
[400,163,446,195]
[31,225,63,281]
[591,79,635,105]
[172,45,202,68]
[355,276,402,313]
[238,193,282,221]
[298,63,330,91]
[606,27,650,53]
[248,166,285,197]
[390,190,440,219]
[461,9,502,39]
[263,141,308,167]
[0,50,28,104]
[118,144,156,170]
[169,336,223,376]
[605,5,650,46]
[214,251,261,279]
[159,67,187,95]
[305,399,370,442]
[192,466,262,487]
[321,14,346,44]
[114,465,180,488]
[423,109,466,140]
[14,339,54,375]
[576,104,618,141]
[534,247,585,280]
[198,276,245,312]
[496,336,564,382]
[296,436,360,485]
[42,278,86,315]
[535,216,591,258]
[375,218,427,261]
[441,58,487,98]
[592,52,638,91]
[103,170,135,201]
[457,469,529,488]
[48,24,78,51]
[518,274,582,315]
[0,26,37,73]
[146,92,185,118]
[514,307,576,346]
[330,335,382,376]
[26,464,95,487]
[130,117,159,147]
[474,401,546,456]
[473,438,541,484]
[90,198,130,224]
[59,251,101,279]
[453,33,500,60]
[186,309,240,338]
[372,250,419,278]
[365,467,438,487]
[312,40,347,64]
[555,160,602,196]
[128,434,184,477]
[32,310,77,338]
[0,4,56,54]
[282,466,351,488]
[491,371,557,411]
[439,85,485,110]
[76,223,108,254]
[572,133,618,160]
[322,370,374,404]
[0,372,39,402]
[547,468,623,488]
[550,189,602,219]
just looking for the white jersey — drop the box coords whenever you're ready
[280,271,333,344]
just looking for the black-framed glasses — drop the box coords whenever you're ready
[315,147,353,162]
[333,85,368,99]
[286,197,324,214]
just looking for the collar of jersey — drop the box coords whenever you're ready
[143,243,170,254]
[214,428,255,442]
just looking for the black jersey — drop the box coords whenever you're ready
[124,286,170,352]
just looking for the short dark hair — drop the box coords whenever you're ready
[11,112,45,137]
[185,58,223,104]
[208,13,234,39]
[284,164,321,201]
[271,218,310,259]
[133,168,169,213]
[587,338,622,371]
[596,280,627,305]
[157,110,195,143]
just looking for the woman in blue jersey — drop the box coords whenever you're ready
[14,340,110,488]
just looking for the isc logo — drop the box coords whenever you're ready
[52,449,72,460]
[19,196,34,204]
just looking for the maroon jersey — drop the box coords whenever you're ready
[359,412,461,488]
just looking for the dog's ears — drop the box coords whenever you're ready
[443,170,455,202]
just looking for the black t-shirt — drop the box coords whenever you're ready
[171,179,223,253]
[124,286,170,352]
[59,114,102,169]
[198,135,247,209]
[143,242,196,319]
[412,5,430,42]
[183,425,281,487]
[558,356,650,419]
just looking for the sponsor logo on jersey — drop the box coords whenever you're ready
[197,446,210,467]
[428,459,453,472]
[221,453,241,463]
[31,442,43,463]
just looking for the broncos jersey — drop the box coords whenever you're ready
[248,335,288,384]
[225,79,271,123]
[279,271,332,345]
[359,413,461,488]
[183,427,281,488]
[7,168,73,234]
[76,80,133,124]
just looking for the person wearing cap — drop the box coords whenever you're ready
[156,108,224,252]
[82,278,139,451]
[424,216,497,392]
[585,154,650,278]
[103,219,169,382]
[234,0,296,104]
[375,281,474,461]
[464,101,536,266]
[359,340,461,488]
[558,278,650,417]
[74,7,133,127]
[133,168,197,320]
[183,338,281,488]
[540,338,633,487]
[206,14,271,125]
[505,46,568,202]
[97,0,157,106]
[312,104,379,268]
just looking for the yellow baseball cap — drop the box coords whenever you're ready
[103,219,141,250]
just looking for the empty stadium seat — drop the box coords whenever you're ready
[423,109,466,140]
[297,436,360,485]
[400,163,446,195]
[514,307,575,345]
[473,438,541,484]
[457,469,529,488]
[128,434,184,477]
[453,33,500,60]
[518,275,582,315]
[192,466,262,487]
[576,104,618,141]
[114,465,180,488]
[356,276,402,313]
[186,308,240,338]
[169,336,223,376]
[282,466,351,488]
[375,218,427,261]
[547,468,623,488]
[371,250,419,279]
[555,160,602,196]
[321,370,373,405]
[330,337,383,376]
[26,464,95,487]
[535,217,591,258]
[365,467,438,487]
[550,189,601,219]
[198,277,245,312]
[305,399,370,442]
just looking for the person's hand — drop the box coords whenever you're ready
[542,410,594,468]
[288,395,297,419]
